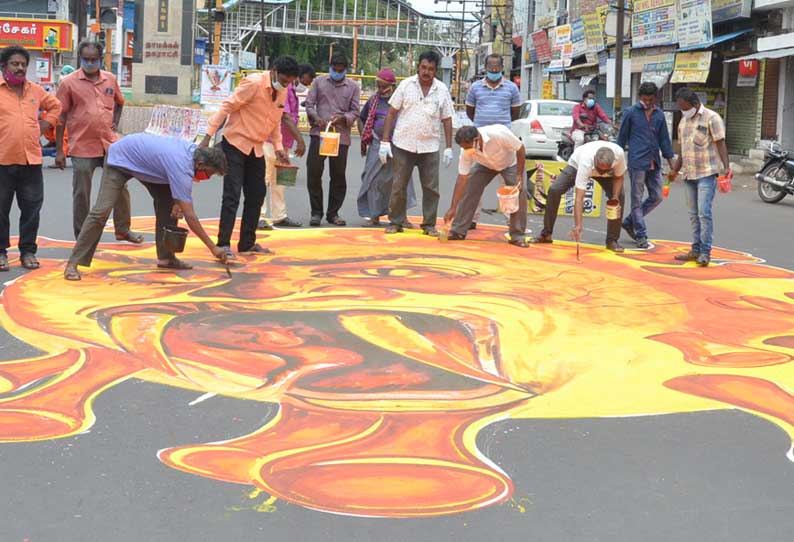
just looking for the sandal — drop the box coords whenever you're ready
[0,254,8,272]
[115,231,144,244]
[239,243,274,255]
[20,253,40,270]
[157,258,193,270]
[64,264,81,281]
[508,238,529,248]
[327,216,347,226]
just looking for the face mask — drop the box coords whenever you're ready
[486,71,502,82]
[81,59,101,71]
[272,74,285,92]
[681,107,697,119]
[585,99,595,109]
[3,70,26,86]
[193,170,210,182]
[295,83,308,93]
[329,68,346,81]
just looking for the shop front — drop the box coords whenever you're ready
[0,18,74,86]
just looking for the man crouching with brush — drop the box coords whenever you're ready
[64,133,232,281]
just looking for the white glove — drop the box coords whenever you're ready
[379,142,393,165]
[443,148,454,168]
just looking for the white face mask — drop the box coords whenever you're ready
[681,107,697,119]
[295,83,307,93]
[272,79,285,91]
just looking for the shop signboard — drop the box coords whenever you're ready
[670,52,712,84]
[581,12,604,53]
[678,0,713,50]
[712,0,751,24]
[532,30,552,63]
[632,0,677,48]
[571,18,588,58]
[0,19,73,51]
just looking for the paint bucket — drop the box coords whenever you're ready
[275,163,299,186]
[496,184,521,215]
[319,122,340,157]
[605,199,621,220]
[163,225,188,253]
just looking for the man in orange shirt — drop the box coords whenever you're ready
[0,46,62,272]
[200,56,299,256]
[55,40,141,243]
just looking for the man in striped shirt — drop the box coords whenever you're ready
[465,54,521,129]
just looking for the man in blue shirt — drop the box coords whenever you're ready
[64,133,230,280]
[466,54,521,128]
[616,82,675,249]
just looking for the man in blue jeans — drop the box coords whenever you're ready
[617,82,675,249]
[669,87,730,267]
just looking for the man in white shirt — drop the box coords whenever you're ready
[532,141,626,252]
[443,125,528,247]
[379,50,455,237]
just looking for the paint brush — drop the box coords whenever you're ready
[225,262,232,278]
[576,241,581,263]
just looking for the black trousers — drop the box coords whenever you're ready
[307,135,349,220]
[218,138,266,251]
[0,164,44,256]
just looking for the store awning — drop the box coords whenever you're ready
[724,47,794,63]
[678,29,752,53]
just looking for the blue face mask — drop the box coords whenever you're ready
[486,71,502,82]
[585,98,595,108]
[329,67,346,81]
[81,58,101,71]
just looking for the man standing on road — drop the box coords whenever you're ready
[380,50,455,237]
[570,89,611,149]
[260,63,316,230]
[465,54,521,129]
[531,141,626,253]
[55,40,142,244]
[201,56,298,256]
[669,87,730,268]
[443,125,528,247]
[0,45,62,273]
[305,53,360,227]
[64,134,230,281]
[617,82,675,249]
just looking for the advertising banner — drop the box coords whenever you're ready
[632,0,677,48]
[0,19,73,51]
[678,0,713,49]
[200,65,233,105]
[571,19,588,58]
[581,12,604,53]
[532,30,552,63]
[670,52,712,83]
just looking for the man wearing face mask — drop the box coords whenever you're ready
[465,54,521,129]
[305,53,360,227]
[259,63,316,230]
[64,134,231,281]
[570,89,611,149]
[668,87,730,268]
[55,41,141,244]
[201,56,298,256]
[0,45,62,273]
[616,82,675,249]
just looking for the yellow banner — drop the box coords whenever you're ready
[670,52,712,83]
[528,161,603,218]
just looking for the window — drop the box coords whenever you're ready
[538,102,575,116]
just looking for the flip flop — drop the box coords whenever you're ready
[0,254,9,272]
[64,265,81,281]
[115,231,144,244]
[157,258,193,270]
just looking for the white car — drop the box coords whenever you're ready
[511,99,577,158]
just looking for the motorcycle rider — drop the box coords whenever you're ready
[570,89,611,149]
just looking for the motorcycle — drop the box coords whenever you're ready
[556,118,617,162]
[755,141,794,204]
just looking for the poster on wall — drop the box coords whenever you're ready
[632,0,677,48]
[35,57,51,83]
[200,65,232,105]
[678,0,713,49]
[532,30,552,63]
[542,79,555,99]
[691,87,727,118]
[670,52,712,83]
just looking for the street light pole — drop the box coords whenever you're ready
[613,1,625,121]
[259,0,266,69]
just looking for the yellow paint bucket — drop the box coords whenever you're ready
[319,122,340,157]
[605,198,621,220]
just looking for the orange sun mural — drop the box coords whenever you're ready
[2,219,794,517]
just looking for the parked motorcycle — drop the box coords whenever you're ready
[556,120,616,162]
[755,141,794,204]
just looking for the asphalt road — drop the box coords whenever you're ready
[2,142,794,542]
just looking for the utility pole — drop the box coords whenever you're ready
[259,0,267,69]
[613,1,625,121]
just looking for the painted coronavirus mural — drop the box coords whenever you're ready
[2,219,794,517]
